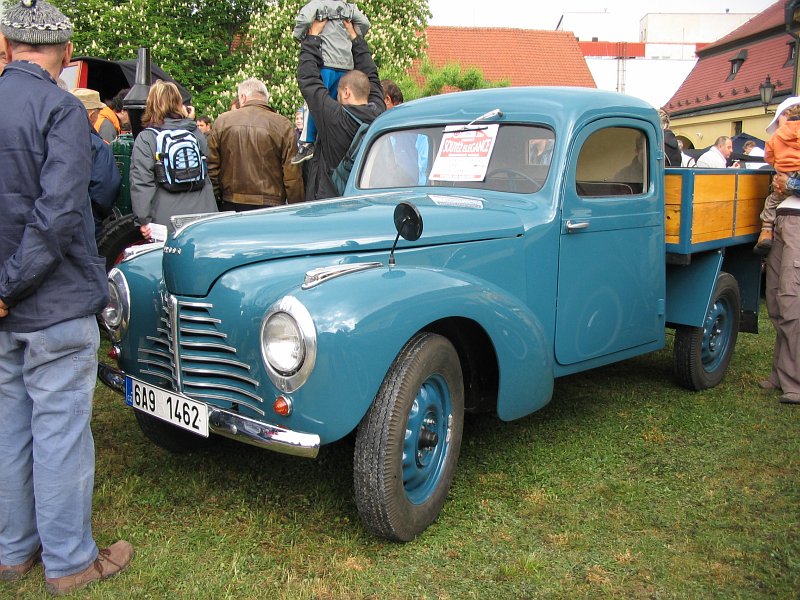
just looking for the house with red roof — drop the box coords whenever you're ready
[413,26,596,90]
[665,1,794,149]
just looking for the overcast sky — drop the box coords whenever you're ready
[427,0,778,33]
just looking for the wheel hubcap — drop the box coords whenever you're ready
[702,297,730,372]
[402,374,452,505]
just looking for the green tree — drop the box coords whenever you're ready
[210,0,431,117]
[55,0,430,118]
[390,58,509,101]
[57,0,265,112]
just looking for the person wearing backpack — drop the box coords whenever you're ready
[130,80,217,239]
[297,17,385,200]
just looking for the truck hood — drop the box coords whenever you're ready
[162,191,526,296]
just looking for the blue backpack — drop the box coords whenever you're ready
[147,127,207,193]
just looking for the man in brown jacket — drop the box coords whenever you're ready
[208,78,303,210]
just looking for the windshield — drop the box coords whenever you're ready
[357,124,554,194]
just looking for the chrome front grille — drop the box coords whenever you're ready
[138,294,264,415]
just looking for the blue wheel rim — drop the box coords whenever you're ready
[701,295,731,373]
[402,373,452,505]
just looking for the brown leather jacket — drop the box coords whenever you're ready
[207,99,304,206]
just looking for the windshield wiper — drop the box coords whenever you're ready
[445,108,504,134]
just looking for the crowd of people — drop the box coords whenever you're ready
[0,0,389,594]
[0,0,798,595]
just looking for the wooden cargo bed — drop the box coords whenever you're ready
[665,169,772,255]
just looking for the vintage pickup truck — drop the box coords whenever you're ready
[98,87,770,542]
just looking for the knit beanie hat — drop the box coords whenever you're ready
[1,0,73,45]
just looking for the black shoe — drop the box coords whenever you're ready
[291,143,315,165]
[753,239,772,256]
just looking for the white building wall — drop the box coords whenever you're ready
[587,57,698,109]
[639,13,757,43]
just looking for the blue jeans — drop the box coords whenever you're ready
[0,316,100,578]
[300,67,345,144]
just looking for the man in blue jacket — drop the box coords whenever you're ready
[0,0,133,595]
[88,127,122,240]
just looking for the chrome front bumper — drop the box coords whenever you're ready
[97,363,320,458]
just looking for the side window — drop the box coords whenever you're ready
[576,127,648,197]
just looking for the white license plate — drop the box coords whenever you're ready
[125,377,209,437]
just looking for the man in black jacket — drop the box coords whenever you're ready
[297,18,385,200]
[658,109,682,168]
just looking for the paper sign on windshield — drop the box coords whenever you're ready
[429,124,499,182]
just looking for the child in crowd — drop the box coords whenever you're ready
[292,0,370,164]
[294,104,306,146]
[757,98,800,254]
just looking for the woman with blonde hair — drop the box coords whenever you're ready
[130,80,217,239]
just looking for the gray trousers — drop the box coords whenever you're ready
[765,213,800,394]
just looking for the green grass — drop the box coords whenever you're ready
[4,310,798,599]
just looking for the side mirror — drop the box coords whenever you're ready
[394,201,423,241]
[389,202,423,267]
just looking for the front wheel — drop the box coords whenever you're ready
[354,332,464,542]
[673,271,740,390]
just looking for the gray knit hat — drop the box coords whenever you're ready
[1,0,73,45]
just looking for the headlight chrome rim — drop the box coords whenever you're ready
[100,268,130,343]
[261,296,316,393]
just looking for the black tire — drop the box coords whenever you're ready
[354,332,464,542]
[134,410,215,454]
[673,271,740,391]
[97,213,145,272]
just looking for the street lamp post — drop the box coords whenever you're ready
[760,75,776,114]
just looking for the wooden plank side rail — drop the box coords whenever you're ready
[664,170,772,254]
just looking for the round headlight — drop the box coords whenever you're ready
[263,312,305,375]
[102,281,123,329]
[100,268,130,343]
[260,297,317,393]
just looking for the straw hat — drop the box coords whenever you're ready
[72,88,106,111]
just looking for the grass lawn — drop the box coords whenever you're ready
[5,310,798,599]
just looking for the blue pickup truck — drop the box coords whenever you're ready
[98,87,770,541]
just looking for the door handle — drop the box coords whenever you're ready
[565,220,590,232]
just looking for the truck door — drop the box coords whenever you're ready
[555,120,665,366]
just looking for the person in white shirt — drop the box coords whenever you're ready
[743,140,768,169]
[677,139,696,167]
[696,136,739,168]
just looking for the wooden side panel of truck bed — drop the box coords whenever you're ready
[665,169,772,255]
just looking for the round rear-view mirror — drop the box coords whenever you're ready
[393,202,423,242]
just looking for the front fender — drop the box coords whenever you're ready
[288,265,553,442]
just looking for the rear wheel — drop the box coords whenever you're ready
[673,272,740,390]
[97,213,146,271]
[354,332,464,542]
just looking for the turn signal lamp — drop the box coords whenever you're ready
[273,395,293,416]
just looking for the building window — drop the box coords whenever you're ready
[732,121,743,137]
[786,41,797,68]
[727,50,748,81]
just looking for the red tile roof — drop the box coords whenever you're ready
[416,26,596,88]
[663,1,793,115]
[665,36,793,113]
[701,0,784,53]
